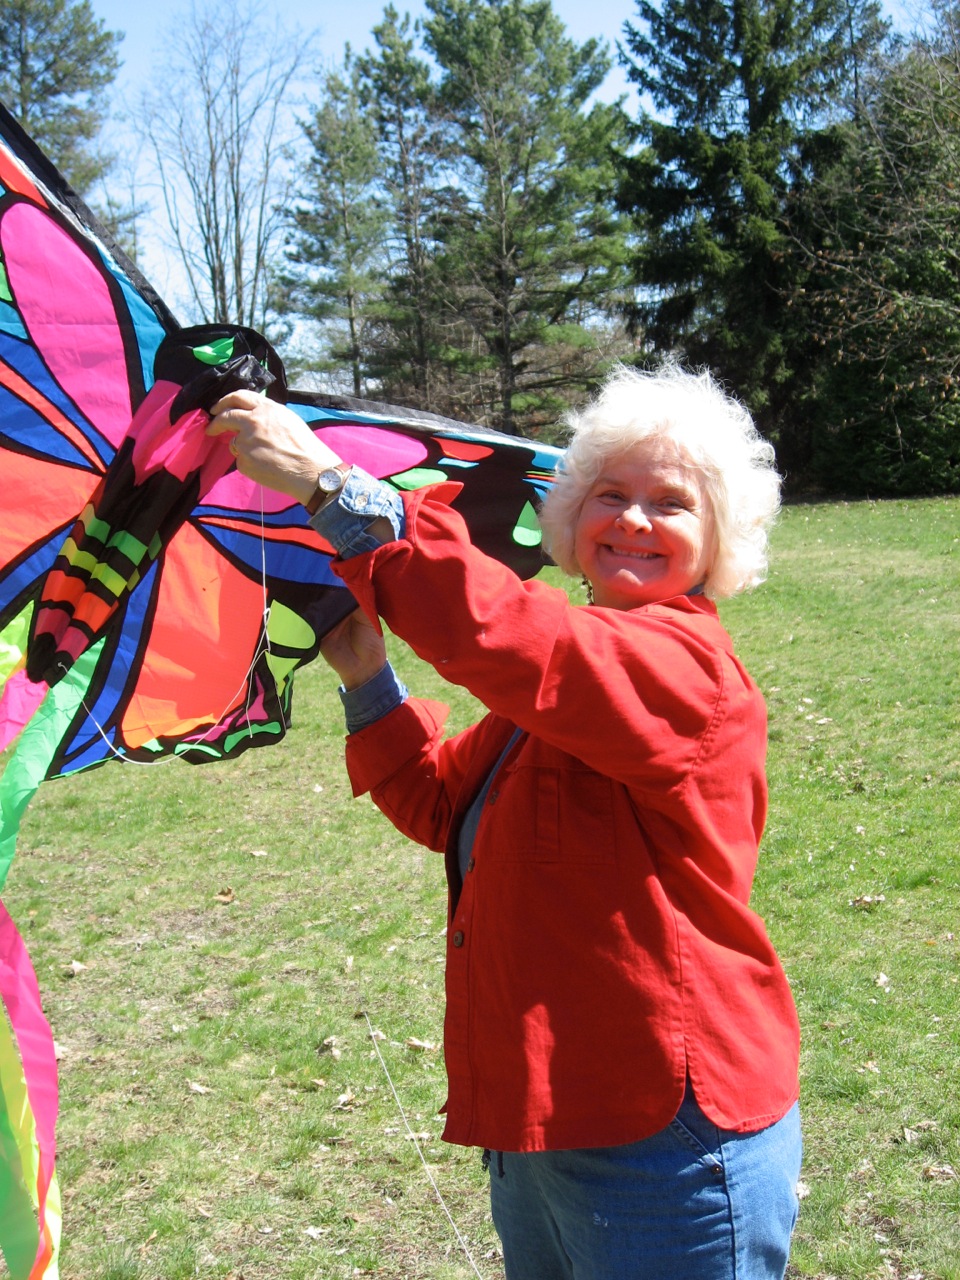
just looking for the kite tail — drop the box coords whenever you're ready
[0,633,104,1279]
[0,900,61,1280]
[0,671,50,757]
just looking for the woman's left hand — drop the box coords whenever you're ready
[207,391,340,504]
[320,609,388,691]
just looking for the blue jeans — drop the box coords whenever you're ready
[487,1089,801,1280]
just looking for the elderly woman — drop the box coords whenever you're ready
[209,362,801,1280]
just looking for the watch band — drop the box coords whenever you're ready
[305,463,351,516]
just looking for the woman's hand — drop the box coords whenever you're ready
[320,609,388,691]
[207,391,339,504]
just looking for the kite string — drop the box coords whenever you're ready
[361,1009,488,1280]
[57,488,275,768]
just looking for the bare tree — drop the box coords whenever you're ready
[140,0,311,328]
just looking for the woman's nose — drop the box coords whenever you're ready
[615,502,652,532]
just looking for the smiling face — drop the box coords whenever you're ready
[573,439,715,610]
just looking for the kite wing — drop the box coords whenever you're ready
[0,103,560,785]
[0,100,561,1279]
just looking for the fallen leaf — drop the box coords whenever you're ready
[333,1089,356,1110]
[251,850,268,858]
[850,894,885,909]
[923,1164,957,1181]
[405,1038,437,1052]
[188,1080,212,1094]
[215,887,235,904]
[66,959,86,976]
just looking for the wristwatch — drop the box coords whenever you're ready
[305,463,351,516]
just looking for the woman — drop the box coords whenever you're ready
[209,362,801,1280]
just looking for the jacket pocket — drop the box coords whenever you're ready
[489,743,617,865]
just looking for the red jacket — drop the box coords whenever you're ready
[337,484,800,1153]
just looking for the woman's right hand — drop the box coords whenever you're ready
[320,608,388,691]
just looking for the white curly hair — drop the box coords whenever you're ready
[539,361,782,600]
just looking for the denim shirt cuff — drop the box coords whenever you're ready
[339,661,409,733]
[308,467,406,558]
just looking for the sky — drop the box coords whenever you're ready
[92,0,640,104]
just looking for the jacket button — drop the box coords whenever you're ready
[452,930,465,947]
[467,858,475,873]
[488,790,498,804]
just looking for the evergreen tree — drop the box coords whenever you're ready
[285,52,388,396]
[790,7,960,494]
[0,0,120,195]
[422,0,633,434]
[355,7,446,408]
[617,0,887,445]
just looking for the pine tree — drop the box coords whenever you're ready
[0,0,120,195]
[285,52,388,396]
[422,0,632,434]
[617,0,888,441]
[355,7,446,408]
[790,6,960,494]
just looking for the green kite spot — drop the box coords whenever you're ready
[193,337,236,366]
[267,600,316,651]
[389,467,448,490]
[511,501,542,547]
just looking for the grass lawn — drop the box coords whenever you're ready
[3,494,958,1279]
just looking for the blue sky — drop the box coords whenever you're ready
[93,0,641,109]
[92,0,915,109]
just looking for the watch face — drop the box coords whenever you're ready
[318,467,345,493]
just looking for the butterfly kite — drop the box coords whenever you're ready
[0,101,561,1277]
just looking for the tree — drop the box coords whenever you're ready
[616,0,888,443]
[354,6,447,408]
[140,0,310,329]
[0,0,121,194]
[788,3,960,493]
[421,0,633,434]
[284,52,388,397]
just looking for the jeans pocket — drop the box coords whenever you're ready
[668,1108,726,1179]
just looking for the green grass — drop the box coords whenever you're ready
[3,495,959,1279]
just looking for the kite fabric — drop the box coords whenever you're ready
[0,100,561,1275]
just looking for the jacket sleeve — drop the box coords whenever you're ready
[333,485,753,799]
[343,694,501,853]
